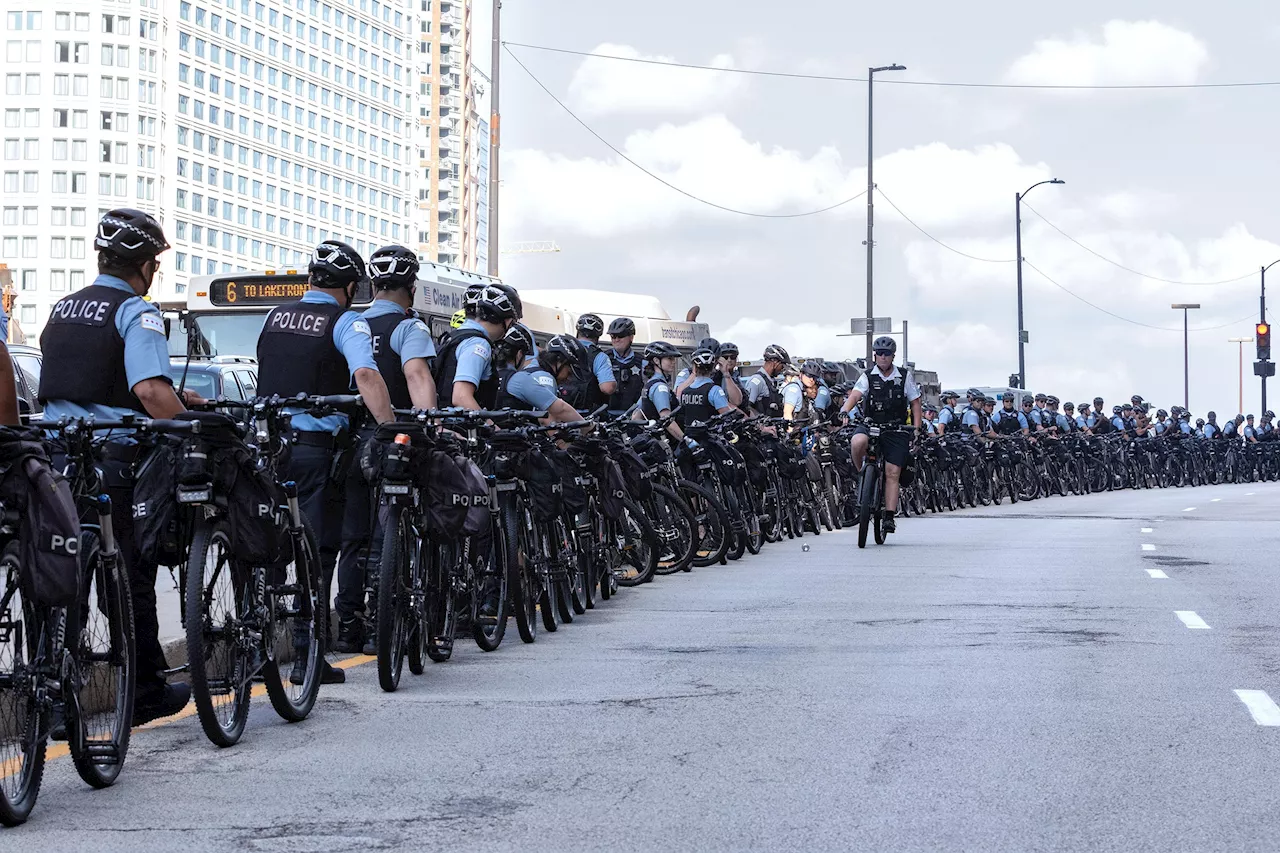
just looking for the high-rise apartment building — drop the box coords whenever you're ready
[1,0,416,336]
[412,0,489,272]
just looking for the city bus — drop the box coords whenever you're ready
[171,263,711,359]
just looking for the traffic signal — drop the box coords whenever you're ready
[1258,322,1271,360]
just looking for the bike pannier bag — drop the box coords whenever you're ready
[599,458,628,520]
[520,449,563,522]
[616,447,653,502]
[132,437,185,566]
[550,449,589,513]
[225,450,286,564]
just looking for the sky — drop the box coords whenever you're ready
[485,0,1280,418]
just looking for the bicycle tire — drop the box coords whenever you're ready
[537,524,559,632]
[722,486,747,562]
[501,495,537,644]
[472,526,510,652]
[185,520,250,748]
[70,530,135,786]
[596,514,613,602]
[0,543,47,826]
[857,464,877,549]
[681,480,731,567]
[375,506,410,692]
[825,470,843,530]
[424,540,456,664]
[262,519,323,724]
[874,508,887,545]
[649,484,697,574]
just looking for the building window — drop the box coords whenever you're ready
[50,270,67,292]
[70,270,84,289]
[50,237,67,258]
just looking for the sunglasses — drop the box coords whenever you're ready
[873,350,893,357]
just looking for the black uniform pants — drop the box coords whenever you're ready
[287,438,342,653]
[335,428,384,624]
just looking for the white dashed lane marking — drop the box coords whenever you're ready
[1183,507,1196,512]
[1146,569,1169,579]
[1175,611,1211,630]
[1140,527,1153,533]
[1211,498,1221,502]
[1141,544,1156,551]
[1235,690,1280,726]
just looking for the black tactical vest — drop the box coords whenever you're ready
[939,405,956,432]
[560,340,606,411]
[994,408,1023,435]
[39,284,147,412]
[256,299,350,400]
[608,350,643,412]
[752,372,782,417]
[676,379,718,430]
[433,326,498,409]
[497,365,555,411]
[865,370,908,425]
[366,310,412,409]
[639,374,670,421]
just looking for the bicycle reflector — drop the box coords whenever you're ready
[1258,323,1272,361]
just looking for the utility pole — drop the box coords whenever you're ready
[1013,179,1064,390]
[1172,303,1200,411]
[1261,263,1277,415]
[864,64,905,364]
[487,1,501,277]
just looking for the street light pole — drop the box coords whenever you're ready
[1229,336,1253,413]
[1172,303,1201,410]
[1014,178,1064,390]
[1260,261,1279,414]
[487,0,501,277]
[865,64,905,364]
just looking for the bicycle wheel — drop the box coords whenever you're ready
[617,497,659,587]
[262,519,322,723]
[472,526,510,652]
[536,524,558,632]
[424,540,456,664]
[824,470,844,530]
[376,506,411,692]
[721,485,748,562]
[682,480,731,567]
[500,495,537,644]
[873,508,887,545]
[595,515,613,602]
[185,520,250,748]
[68,530,136,786]
[649,484,697,575]
[0,543,46,826]
[857,464,878,549]
[570,510,595,612]
[760,473,785,543]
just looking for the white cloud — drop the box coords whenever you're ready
[717,317,850,362]
[505,119,1051,238]
[1005,20,1210,87]
[567,43,741,116]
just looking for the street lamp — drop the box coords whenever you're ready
[1229,336,1253,414]
[1259,260,1280,413]
[1014,178,1065,389]
[864,63,906,364]
[1172,303,1201,410]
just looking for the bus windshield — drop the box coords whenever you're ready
[170,310,270,358]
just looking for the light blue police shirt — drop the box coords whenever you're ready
[505,367,560,410]
[578,339,616,385]
[362,300,437,365]
[287,290,377,434]
[686,376,729,410]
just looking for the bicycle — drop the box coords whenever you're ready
[852,420,916,549]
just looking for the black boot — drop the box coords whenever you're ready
[333,616,364,653]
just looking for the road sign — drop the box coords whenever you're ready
[1253,360,1275,378]
[850,317,892,335]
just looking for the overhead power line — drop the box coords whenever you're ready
[1021,203,1256,286]
[503,46,867,218]
[875,189,1016,263]
[1023,260,1256,332]
[504,41,1280,91]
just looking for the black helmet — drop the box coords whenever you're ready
[691,348,717,367]
[1002,391,1015,402]
[95,208,170,260]
[1236,414,1246,423]
[1064,401,1075,410]
[309,240,366,287]
[1093,396,1104,404]
[719,342,741,358]
[763,344,790,364]
[1196,418,1204,426]
[1047,395,1060,405]
[697,337,721,355]
[1121,402,1133,411]
[1207,411,1216,419]
[500,323,535,358]
[872,336,896,356]
[644,341,681,361]
[1131,394,1144,404]
[1156,409,1167,419]
[493,283,523,319]
[1112,406,1122,415]
[576,313,605,338]
[966,388,982,400]
[608,317,636,337]
[822,360,841,373]
[801,361,823,378]
[1033,393,1046,402]
[1266,410,1275,418]
[941,390,958,401]
[1247,413,1256,419]
[368,244,419,289]
[543,334,584,368]
[473,284,517,323]
[1022,397,1034,406]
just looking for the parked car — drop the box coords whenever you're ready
[168,355,258,401]
[8,343,42,421]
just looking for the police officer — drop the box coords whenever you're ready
[744,344,791,417]
[961,391,988,436]
[604,317,644,412]
[635,340,701,452]
[718,342,753,415]
[1260,411,1276,440]
[494,322,535,388]
[256,240,394,684]
[434,285,519,410]
[497,333,585,425]
[806,362,833,421]
[560,313,617,410]
[1062,402,1079,433]
[676,348,736,432]
[837,336,922,533]
[333,245,437,654]
[781,363,807,422]
[40,209,199,725]
[993,392,1029,435]
[936,391,959,435]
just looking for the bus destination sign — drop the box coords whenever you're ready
[209,277,310,306]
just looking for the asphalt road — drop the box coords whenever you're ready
[9,481,1280,852]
